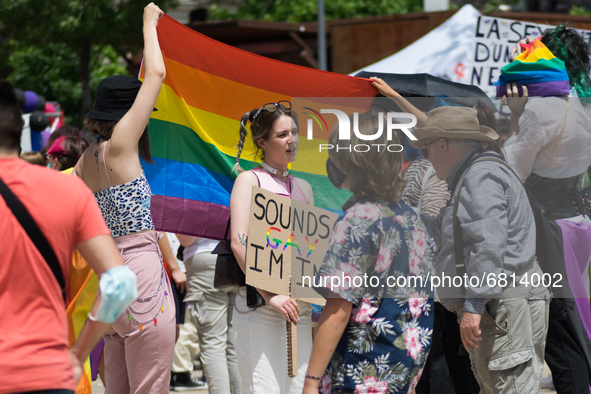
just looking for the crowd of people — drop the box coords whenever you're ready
[1,3,591,394]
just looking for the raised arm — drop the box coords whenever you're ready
[370,77,428,127]
[110,3,165,155]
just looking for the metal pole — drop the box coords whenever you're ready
[317,0,327,71]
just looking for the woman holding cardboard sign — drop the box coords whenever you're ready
[303,112,436,394]
[230,101,314,394]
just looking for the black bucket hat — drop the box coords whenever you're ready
[87,75,147,122]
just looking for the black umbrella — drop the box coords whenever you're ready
[355,71,496,112]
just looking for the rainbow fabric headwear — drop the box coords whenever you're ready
[496,38,570,98]
[141,15,376,238]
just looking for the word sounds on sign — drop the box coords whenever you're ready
[245,186,338,302]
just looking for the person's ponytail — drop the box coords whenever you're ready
[233,111,251,174]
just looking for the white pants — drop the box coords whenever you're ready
[171,320,199,373]
[232,291,312,394]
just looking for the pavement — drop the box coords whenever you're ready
[91,370,209,394]
[90,363,557,394]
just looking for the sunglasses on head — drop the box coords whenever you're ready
[251,100,291,123]
[420,139,442,159]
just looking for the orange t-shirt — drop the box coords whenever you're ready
[0,158,110,393]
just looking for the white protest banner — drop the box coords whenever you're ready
[245,186,338,303]
[471,15,591,96]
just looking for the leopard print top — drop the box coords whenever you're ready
[93,173,154,238]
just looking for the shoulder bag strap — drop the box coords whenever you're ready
[0,176,66,303]
[224,215,232,240]
[452,155,518,296]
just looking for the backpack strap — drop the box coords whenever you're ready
[452,154,517,296]
[0,175,66,303]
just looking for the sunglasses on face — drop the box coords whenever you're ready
[420,139,441,159]
[251,100,291,123]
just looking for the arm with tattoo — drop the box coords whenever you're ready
[238,233,247,247]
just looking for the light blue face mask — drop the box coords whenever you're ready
[89,265,138,323]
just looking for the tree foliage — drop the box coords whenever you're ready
[0,0,177,127]
[570,6,591,16]
[4,41,127,126]
[208,0,424,23]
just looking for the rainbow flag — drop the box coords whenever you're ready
[144,15,376,239]
[66,250,98,394]
[58,168,96,394]
[496,38,570,98]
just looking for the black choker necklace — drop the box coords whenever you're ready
[261,162,289,179]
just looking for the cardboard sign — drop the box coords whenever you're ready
[471,15,591,96]
[245,186,338,303]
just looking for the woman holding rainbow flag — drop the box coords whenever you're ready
[73,3,176,393]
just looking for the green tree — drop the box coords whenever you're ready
[0,0,177,126]
[4,40,128,125]
[570,6,591,17]
[208,0,424,23]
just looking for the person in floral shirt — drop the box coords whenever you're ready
[303,112,436,394]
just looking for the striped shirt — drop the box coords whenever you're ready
[402,158,450,215]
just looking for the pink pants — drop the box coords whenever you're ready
[104,231,175,394]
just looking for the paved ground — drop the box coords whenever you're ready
[91,370,209,393]
[91,367,557,394]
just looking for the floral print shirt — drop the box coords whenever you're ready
[316,199,436,394]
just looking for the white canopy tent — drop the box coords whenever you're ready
[354,5,591,97]
[353,4,480,86]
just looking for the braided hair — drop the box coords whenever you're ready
[233,104,296,174]
[541,25,591,103]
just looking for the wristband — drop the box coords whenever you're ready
[305,373,322,380]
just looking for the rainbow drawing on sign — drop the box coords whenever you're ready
[283,233,302,256]
[267,227,282,249]
[305,236,319,259]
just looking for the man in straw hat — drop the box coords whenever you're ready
[413,106,550,393]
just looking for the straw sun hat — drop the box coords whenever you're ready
[409,106,499,149]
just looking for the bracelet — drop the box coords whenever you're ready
[305,373,322,380]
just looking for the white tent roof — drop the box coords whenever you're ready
[353,4,480,85]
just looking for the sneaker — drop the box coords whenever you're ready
[170,374,176,391]
[172,371,208,391]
